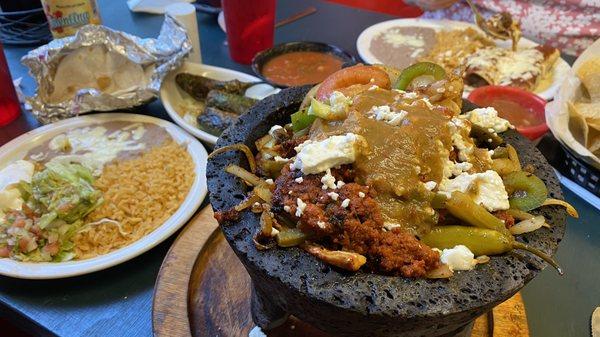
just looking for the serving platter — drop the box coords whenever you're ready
[152,206,530,337]
[356,18,570,100]
[0,113,208,279]
[160,62,279,145]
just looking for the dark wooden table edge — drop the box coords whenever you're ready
[0,300,56,337]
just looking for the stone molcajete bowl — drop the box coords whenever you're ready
[206,86,567,337]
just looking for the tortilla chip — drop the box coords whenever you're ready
[588,128,600,153]
[568,101,589,146]
[586,118,600,131]
[576,58,600,102]
[572,102,600,119]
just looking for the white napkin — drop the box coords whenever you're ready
[127,0,194,14]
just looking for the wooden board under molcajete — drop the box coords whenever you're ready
[152,206,530,337]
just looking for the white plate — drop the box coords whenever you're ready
[160,62,279,144]
[356,18,570,100]
[0,113,208,279]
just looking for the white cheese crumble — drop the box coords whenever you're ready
[358,192,365,198]
[370,105,408,126]
[451,132,474,162]
[336,181,345,189]
[444,160,474,178]
[329,91,352,116]
[317,221,326,229]
[463,107,512,133]
[295,198,307,217]
[439,245,477,271]
[423,181,437,191]
[274,156,290,163]
[265,179,274,185]
[438,170,510,211]
[321,169,336,190]
[293,133,364,174]
[327,192,339,201]
[341,199,350,208]
[283,205,291,213]
[294,177,304,184]
[268,125,283,138]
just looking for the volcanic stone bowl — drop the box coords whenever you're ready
[206,86,567,337]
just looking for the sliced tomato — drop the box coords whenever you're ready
[0,246,10,257]
[316,65,391,102]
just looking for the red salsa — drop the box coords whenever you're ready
[262,51,344,86]
[488,99,544,127]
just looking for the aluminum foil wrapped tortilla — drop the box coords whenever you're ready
[22,15,191,124]
[546,38,600,168]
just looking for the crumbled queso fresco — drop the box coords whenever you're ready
[328,91,353,116]
[462,107,512,133]
[438,170,510,212]
[295,198,307,217]
[370,105,408,126]
[321,169,336,189]
[438,245,477,271]
[292,133,364,174]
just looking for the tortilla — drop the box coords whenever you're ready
[48,45,148,104]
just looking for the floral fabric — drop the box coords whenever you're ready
[422,0,600,56]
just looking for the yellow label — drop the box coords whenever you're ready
[41,0,102,38]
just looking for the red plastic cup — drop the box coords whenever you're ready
[468,86,548,141]
[222,0,276,64]
[0,43,20,126]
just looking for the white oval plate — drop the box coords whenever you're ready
[160,62,279,144]
[356,18,570,100]
[0,113,208,279]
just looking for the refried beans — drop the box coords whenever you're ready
[369,26,436,70]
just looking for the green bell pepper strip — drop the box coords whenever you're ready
[421,225,563,274]
[394,62,446,91]
[502,171,548,211]
[444,191,512,237]
[291,108,316,132]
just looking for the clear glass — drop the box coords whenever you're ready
[222,0,276,64]
[0,43,20,126]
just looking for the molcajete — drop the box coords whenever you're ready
[206,86,566,337]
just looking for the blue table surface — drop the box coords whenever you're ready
[0,1,597,336]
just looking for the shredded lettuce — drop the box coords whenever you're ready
[2,162,104,262]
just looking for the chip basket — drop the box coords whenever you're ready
[0,7,51,46]
[558,141,600,197]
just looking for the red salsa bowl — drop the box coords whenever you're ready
[468,86,548,141]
